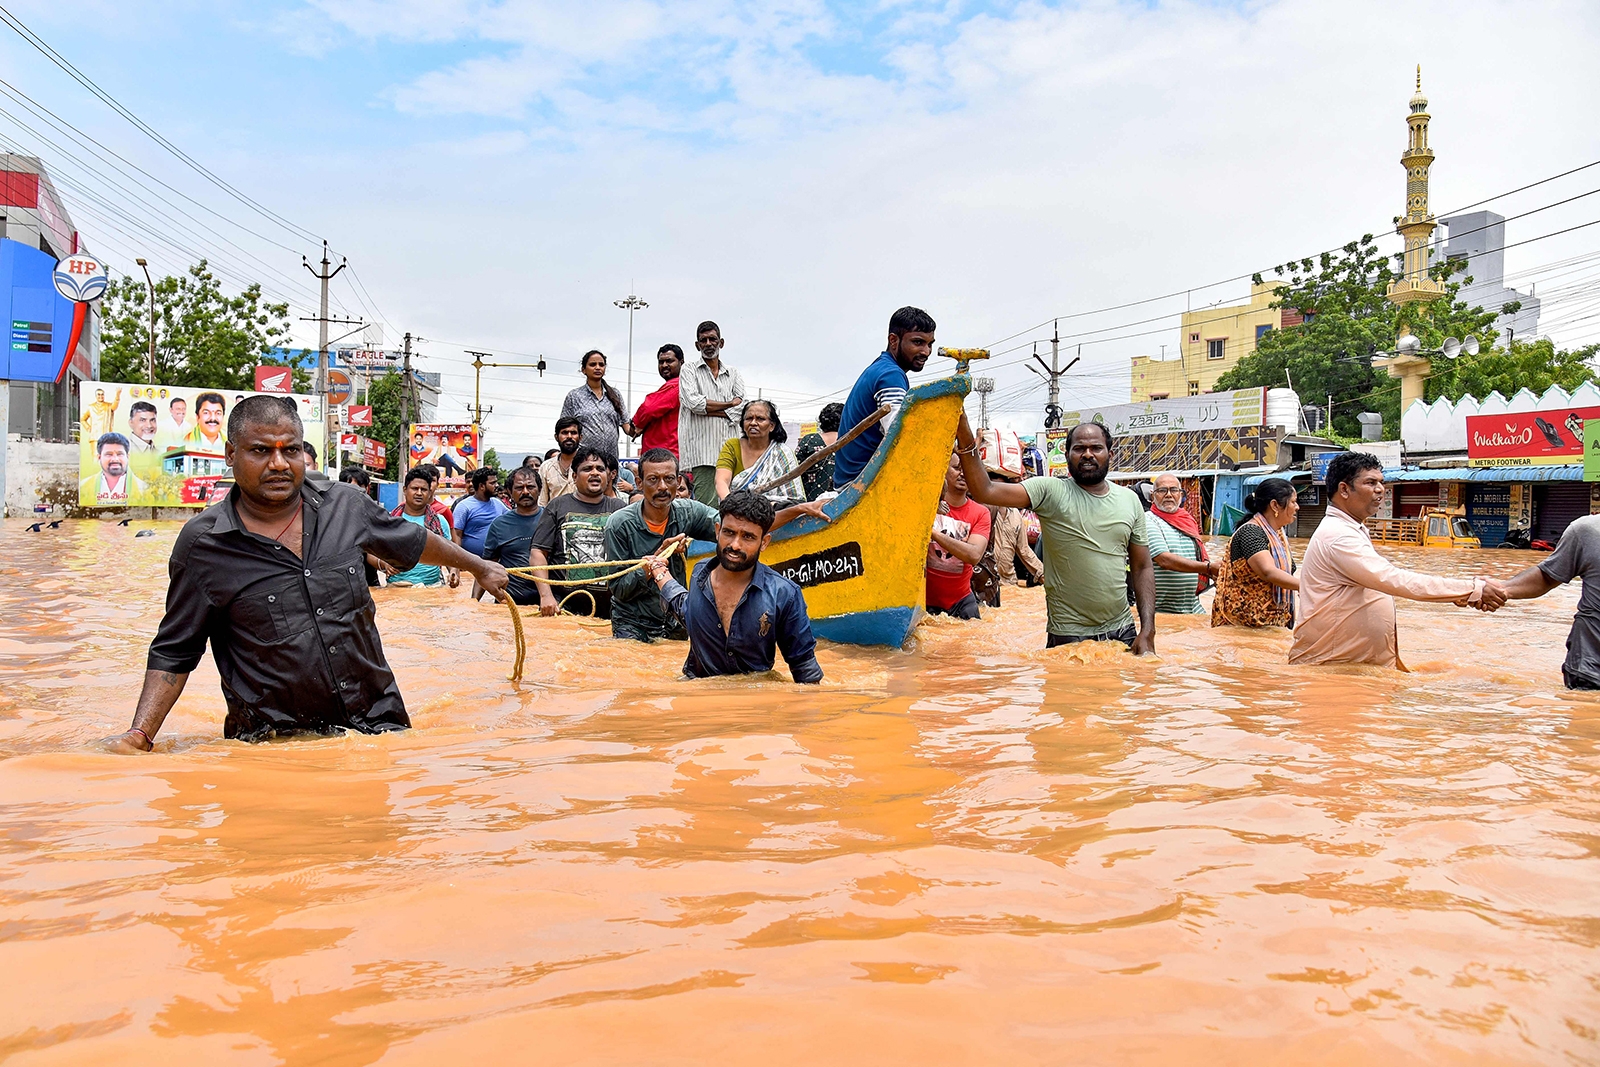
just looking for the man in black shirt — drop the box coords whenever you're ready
[106,396,509,751]
[529,445,626,618]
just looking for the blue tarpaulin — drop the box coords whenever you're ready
[1379,465,1583,482]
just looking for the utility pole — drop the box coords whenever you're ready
[614,289,648,456]
[136,258,155,384]
[466,351,496,428]
[302,240,359,448]
[973,377,995,429]
[398,332,412,480]
[1030,320,1079,429]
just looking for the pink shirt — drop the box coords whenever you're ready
[1289,505,1479,668]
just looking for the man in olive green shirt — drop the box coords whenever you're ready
[953,413,1156,653]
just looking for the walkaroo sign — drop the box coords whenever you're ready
[1466,406,1600,467]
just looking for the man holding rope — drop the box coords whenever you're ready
[605,448,832,642]
[528,445,626,618]
[104,395,508,751]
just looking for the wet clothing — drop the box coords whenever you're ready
[990,507,1043,585]
[928,591,982,620]
[560,384,627,457]
[926,498,991,612]
[834,351,908,488]
[1144,509,1207,615]
[1047,625,1136,649]
[387,505,449,585]
[1289,505,1480,668]
[452,494,509,557]
[147,480,429,741]
[633,377,681,457]
[603,498,720,640]
[1024,476,1148,638]
[1211,519,1295,629]
[794,432,835,501]
[678,359,747,471]
[530,493,627,617]
[659,559,823,683]
[484,509,543,605]
[1536,515,1600,687]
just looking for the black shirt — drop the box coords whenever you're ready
[146,478,429,741]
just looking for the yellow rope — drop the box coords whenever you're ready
[503,537,690,683]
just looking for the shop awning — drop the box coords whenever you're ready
[1379,465,1584,483]
[1109,465,1281,482]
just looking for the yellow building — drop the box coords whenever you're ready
[1129,280,1298,401]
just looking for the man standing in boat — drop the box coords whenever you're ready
[832,307,936,490]
[954,414,1158,653]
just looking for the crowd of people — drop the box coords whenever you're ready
[106,306,1600,753]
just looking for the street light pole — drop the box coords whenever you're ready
[613,289,648,456]
[135,258,155,384]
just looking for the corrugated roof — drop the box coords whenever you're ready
[1379,465,1585,483]
[1109,465,1281,481]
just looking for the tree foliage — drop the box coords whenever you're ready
[99,260,311,391]
[1215,235,1498,437]
[366,370,405,481]
[1423,336,1597,404]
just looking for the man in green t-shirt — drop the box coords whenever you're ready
[954,413,1156,653]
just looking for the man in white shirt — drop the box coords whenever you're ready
[81,433,147,503]
[156,396,190,450]
[537,417,584,506]
[677,320,746,505]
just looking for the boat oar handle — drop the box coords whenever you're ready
[749,404,892,495]
[937,347,990,362]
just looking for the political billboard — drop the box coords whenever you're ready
[1466,406,1600,467]
[408,423,479,487]
[78,381,326,507]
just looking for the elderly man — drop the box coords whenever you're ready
[1289,451,1501,667]
[104,395,508,751]
[678,321,747,505]
[1144,473,1218,615]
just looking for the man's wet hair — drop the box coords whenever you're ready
[404,468,432,487]
[227,394,301,440]
[818,402,845,434]
[467,466,496,490]
[96,432,129,454]
[130,400,156,418]
[1067,421,1114,450]
[638,447,677,470]
[507,465,540,491]
[413,462,439,484]
[554,415,582,436]
[658,343,684,361]
[195,391,226,411]
[1325,450,1384,493]
[338,466,371,488]
[888,306,936,337]
[571,444,616,473]
[696,320,721,338]
[719,489,775,535]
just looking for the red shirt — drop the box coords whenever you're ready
[925,497,991,609]
[633,377,680,458]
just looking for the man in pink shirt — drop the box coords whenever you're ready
[629,344,683,459]
[1290,451,1504,668]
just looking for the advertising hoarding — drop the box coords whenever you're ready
[408,423,479,487]
[1466,406,1600,467]
[78,381,326,507]
[254,365,293,393]
[1061,387,1269,440]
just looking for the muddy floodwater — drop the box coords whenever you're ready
[2,518,1598,1064]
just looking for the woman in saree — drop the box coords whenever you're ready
[715,399,806,505]
[1212,477,1301,629]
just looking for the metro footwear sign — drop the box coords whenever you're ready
[254,365,293,393]
[1466,406,1600,467]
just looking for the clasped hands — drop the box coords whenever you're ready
[1457,578,1510,612]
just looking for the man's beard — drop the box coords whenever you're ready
[559,439,578,455]
[1071,462,1108,487]
[715,546,758,572]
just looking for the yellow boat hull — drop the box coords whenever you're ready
[687,375,969,646]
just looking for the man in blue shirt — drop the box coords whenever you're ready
[482,466,542,605]
[645,490,823,683]
[452,467,509,555]
[832,306,937,489]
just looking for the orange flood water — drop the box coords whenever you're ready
[2,518,1598,1065]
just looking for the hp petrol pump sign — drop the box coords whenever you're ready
[52,254,109,302]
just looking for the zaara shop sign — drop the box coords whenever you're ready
[1466,406,1600,467]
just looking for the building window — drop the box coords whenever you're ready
[1187,381,1201,396]
[1206,338,1225,360]
[1255,324,1271,341]
[1149,393,1169,400]
[1189,332,1201,344]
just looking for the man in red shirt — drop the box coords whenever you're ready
[926,452,991,619]
[629,344,683,458]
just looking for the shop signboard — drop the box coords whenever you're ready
[346,404,372,427]
[77,381,326,507]
[1061,387,1268,440]
[325,368,353,406]
[254,365,293,393]
[408,423,479,486]
[362,438,387,470]
[1467,405,1600,467]
[1585,419,1600,482]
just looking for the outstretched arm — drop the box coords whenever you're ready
[418,533,507,600]
[954,412,1031,509]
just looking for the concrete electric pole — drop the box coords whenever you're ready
[1029,321,1079,429]
[613,289,648,456]
[398,332,413,480]
[302,241,360,448]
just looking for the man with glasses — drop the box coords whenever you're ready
[1144,472,1218,615]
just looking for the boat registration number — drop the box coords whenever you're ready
[774,542,865,588]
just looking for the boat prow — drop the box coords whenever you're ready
[687,375,970,647]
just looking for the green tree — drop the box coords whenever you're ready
[98,260,312,391]
[1423,335,1597,403]
[366,370,405,481]
[1215,234,1497,437]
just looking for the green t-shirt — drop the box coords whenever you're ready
[1144,510,1205,615]
[1024,476,1148,636]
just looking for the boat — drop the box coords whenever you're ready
[1366,506,1482,549]
[684,365,973,646]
